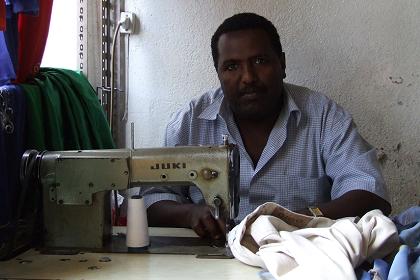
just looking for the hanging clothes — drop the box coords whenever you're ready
[1,0,42,85]
[21,68,114,151]
[3,5,18,73]
[0,1,5,31]
[0,84,26,253]
[19,83,46,150]
[0,84,26,225]
[6,0,39,15]
[15,0,51,83]
[0,32,16,85]
[1,68,114,260]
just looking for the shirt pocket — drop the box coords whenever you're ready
[250,175,331,212]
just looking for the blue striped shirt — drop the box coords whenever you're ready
[143,83,388,222]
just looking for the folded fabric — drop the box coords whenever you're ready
[21,68,114,151]
[228,202,399,280]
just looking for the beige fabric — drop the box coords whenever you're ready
[228,202,399,280]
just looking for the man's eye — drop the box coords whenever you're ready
[255,57,266,64]
[225,64,238,71]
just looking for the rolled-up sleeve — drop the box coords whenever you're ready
[142,185,191,208]
[321,102,389,201]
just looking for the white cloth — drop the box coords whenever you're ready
[228,202,399,280]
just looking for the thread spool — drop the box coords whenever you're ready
[126,195,149,252]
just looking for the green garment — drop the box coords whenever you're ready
[21,68,114,151]
[20,84,46,150]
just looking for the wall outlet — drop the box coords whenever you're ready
[120,12,136,34]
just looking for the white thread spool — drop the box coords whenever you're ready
[126,195,149,251]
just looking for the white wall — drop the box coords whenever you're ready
[125,0,420,213]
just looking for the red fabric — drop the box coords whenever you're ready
[0,1,6,31]
[112,208,127,226]
[16,0,53,83]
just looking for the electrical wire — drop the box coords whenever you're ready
[109,20,122,134]
[122,33,130,122]
[110,18,125,225]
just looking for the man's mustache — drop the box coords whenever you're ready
[238,85,266,95]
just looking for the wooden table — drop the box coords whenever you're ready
[0,228,262,280]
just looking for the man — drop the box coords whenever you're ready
[143,13,391,239]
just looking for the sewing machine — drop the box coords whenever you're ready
[21,140,239,252]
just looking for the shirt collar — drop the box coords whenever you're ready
[198,84,301,126]
[197,88,224,120]
[284,83,302,126]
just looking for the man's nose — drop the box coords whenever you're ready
[241,63,257,84]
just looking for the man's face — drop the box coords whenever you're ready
[216,29,286,121]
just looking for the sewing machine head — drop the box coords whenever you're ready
[21,142,239,250]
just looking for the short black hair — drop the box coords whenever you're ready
[211,13,283,70]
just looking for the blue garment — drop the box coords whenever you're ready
[388,245,411,280]
[3,9,18,73]
[0,32,16,85]
[143,83,389,221]
[411,249,420,280]
[399,222,420,249]
[357,259,390,280]
[393,206,420,230]
[5,0,39,15]
[359,270,372,280]
[391,207,420,280]
[0,84,26,234]
[355,259,390,280]
[2,0,39,78]
[371,259,390,280]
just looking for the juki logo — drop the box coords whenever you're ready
[150,162,187,170]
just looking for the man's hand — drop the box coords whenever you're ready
[187,204,226,239]
[147,200,226,239]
